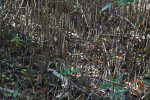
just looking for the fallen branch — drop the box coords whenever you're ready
[46,67,89,94]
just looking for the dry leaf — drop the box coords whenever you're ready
[38,87,47,94]
[129,62,132,68]
[35,75,42,82]
[91,44,95,51]
[97,88,105,93]
[130,91,138,96]
[91,83,96,87]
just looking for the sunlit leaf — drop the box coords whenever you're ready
[115,73,124,82]
[100,82,112,89]
[22,69,27,72]
[102,3,115,11]
[55,62,58,68]
[142,80,150,87]
[138,59,141,65]
[2,74,6,78]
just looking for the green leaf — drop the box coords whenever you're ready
[138,59,141,65]
[110,76,114,82]
[107,0,115,1]
[21,71,24,73]
[115,73,124,82]
[102,3,115,11]
[10,38,16,42]
[66,76,71,79]
[73,5,77,8]
[59,72,67,75]
[4,93,12,97]
[142,80,150,87]
[135,26,140,30]
[13,87,18,98]
[65,65,71,74]
[8,31,11,34]
[100,82,112,89]
[22,69,27,72]
[108,93,117,98]
[118,0,134,5]
[77,3,80,6]
[2,74,6,78]
[115,86,122,93]
[56,89,62,92]
[9,74,12,78]
[55,62,58,68]
[71,68,80,73]
[120,0,134,2]
[117,1,125,5]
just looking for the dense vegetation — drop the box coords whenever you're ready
[0,0,150,100]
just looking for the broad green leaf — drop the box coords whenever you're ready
[110,76,114,82]
[100,82,112,89]
[77,3,80,6]
[115,73,124,82]
[71,68,80,73]
[9,74,12,78]
[2,74,6,78]
[102,3,115,11]
[4,93,12,97]
[108,93,117,98]
[135,26,140,30]
[13,87,18,98]
[142,80,150,87]
[107,0,115,1]
[117,1,125,5]
[73,5,77,8]
[10,38,16,42]
[120,0,134,2]
[65,65,71,74]
[59,72,67,75]
[115,86,122,93]
[21,71,24,73]
[117,0,134,5]
[66,76,71,79]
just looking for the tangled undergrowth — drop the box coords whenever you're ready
[0,0,150,100]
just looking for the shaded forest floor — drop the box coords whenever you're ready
[0,0,150,100]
